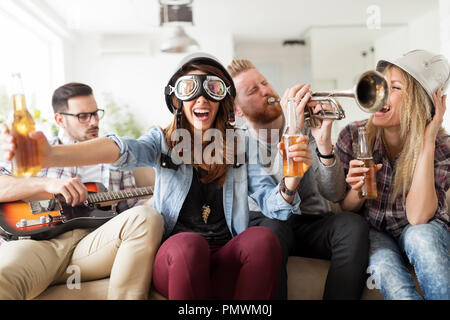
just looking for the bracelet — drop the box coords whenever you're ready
[315,146,335,159]
[280,177,296,196]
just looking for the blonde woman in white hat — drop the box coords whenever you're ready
[336,50,449,300]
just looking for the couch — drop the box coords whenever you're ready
[35,168,448,300]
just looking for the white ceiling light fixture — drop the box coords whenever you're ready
[160,25,199,53]
[159,0,199,53]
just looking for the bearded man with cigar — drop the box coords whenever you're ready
[227,60,370,300]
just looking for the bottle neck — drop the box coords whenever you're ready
[13,94,28,112]
[357,128,372,158]
[285,98,299,135]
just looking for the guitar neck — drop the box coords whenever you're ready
[87,186,153,204]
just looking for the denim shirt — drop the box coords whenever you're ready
[107,127,301,239]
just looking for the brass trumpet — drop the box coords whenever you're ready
[268,70,389,127]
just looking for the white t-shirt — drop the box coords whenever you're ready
[76,164,103,184]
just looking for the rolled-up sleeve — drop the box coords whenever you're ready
[247,163,301,220]
[106,128,163,171]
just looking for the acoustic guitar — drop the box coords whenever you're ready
[0,183,153,240]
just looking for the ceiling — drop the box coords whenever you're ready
[42,0,437,42]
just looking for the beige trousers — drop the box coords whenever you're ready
[0,205,164,300]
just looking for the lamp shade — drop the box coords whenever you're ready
[160,26,199,53]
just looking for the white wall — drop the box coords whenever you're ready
[408,5,440,53]
[232,40,311,128]
[64,29,234,134]
[234,41,312,96]
[374,27,409,64]
[374,5,440,62]
[440,0,450,132]
[0,1,66,130]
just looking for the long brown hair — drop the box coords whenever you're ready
[163,62,236,187]
[366,64,447,199]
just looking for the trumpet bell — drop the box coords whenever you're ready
[307,70,389,127]
[356,70,389,113]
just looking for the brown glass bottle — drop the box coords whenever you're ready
[282,135,308,177]
[357,127,377,199]
[11,73,41,177]
[282,98,308,177]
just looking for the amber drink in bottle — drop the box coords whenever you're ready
[357,126,377,199]
[282,97,308,177]
[10,73,41,177]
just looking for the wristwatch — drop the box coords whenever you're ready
[315,146,335,159]
[280,177,296,196]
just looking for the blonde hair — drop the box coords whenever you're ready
[366,64,446,199]
[227,59,256,78]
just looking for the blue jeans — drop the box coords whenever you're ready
[368,220,450,300]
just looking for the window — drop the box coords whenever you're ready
[0,4,64,134]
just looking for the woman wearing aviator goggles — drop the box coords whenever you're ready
[164,57,237,129]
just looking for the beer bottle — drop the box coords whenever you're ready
[282,97,308,177]
[357,126,377,199]
[10,73,41,177]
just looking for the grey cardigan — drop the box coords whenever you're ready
[245,122,346,216]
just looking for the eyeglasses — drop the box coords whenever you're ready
[165,75,231,102]
[60,109,105,123]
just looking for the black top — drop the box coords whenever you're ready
[170,167,232,246]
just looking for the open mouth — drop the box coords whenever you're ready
[377,105,391,114]
[193,109,210,121]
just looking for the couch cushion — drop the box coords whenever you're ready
[36,257,384,300]
[34,278,165,300]
[287,256,384,300]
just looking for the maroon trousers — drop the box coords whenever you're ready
[152,226,281,300]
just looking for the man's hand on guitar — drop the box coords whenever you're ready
[45,177,88,207]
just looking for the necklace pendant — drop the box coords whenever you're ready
[201,205,211,224]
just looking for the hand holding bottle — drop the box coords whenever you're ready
[346,159,382,192]
[0,123,52,169]
[344,126,384,199]
[7,73,43,177]
[278,134,312,177]
[280,94,313,177]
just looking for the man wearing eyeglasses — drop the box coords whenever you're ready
[0,83,164,300]
[49,83,106,188]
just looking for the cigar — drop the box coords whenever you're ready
[267,97,280,105]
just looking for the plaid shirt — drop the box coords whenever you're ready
[336,119,450,238]
[0,132,139,244]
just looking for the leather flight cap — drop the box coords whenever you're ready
[164,52,236,114]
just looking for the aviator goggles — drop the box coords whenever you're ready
[165,75,232,102]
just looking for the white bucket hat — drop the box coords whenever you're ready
[376,49,450,107]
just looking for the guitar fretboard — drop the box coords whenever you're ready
[87,186,153,204]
